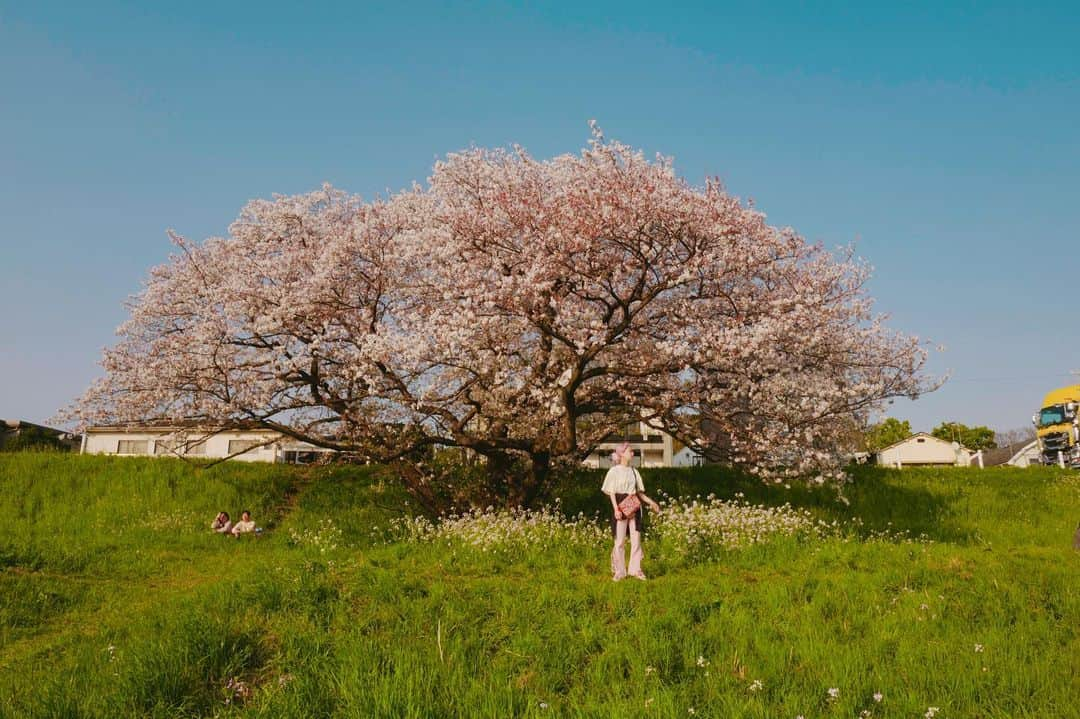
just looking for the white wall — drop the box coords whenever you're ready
[583,434,675,468]
[877,434,971,467]
[1007,441,1041,468]
[83,429,281,462]
[672,447,704,467]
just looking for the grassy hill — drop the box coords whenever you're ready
[1,453,1078,718]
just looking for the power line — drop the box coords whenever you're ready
[945,373,1077,384]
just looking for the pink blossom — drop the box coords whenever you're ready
[60,127,932,504]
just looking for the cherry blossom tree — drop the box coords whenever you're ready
[63,126,932,509]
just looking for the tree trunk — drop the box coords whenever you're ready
[484,451,519,508]
[392,461,442,516]
[519,451,551,508]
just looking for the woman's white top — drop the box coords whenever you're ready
[601,465,645,496]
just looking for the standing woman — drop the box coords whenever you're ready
[601,442,661,581]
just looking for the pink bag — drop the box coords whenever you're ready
[617,493,641,518]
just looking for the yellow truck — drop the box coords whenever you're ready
[1033,385,1080,466]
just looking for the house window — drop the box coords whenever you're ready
[117,440,148,455]
[155,438,207,456]
[916,438,926,443]
[283,450,321,464]
[228,439,262,455]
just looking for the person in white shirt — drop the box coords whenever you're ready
[231,510,256,537]
[210,511,232,534]
[601,442,661,581]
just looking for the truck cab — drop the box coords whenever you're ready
[1033,385,1080,466]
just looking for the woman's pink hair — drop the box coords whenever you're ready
[610,441,632,464]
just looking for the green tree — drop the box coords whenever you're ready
[864,418,913,451]
[931,422,997,450]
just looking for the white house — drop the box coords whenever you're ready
[672,445,705,467]
[874,433,974,468]
[81,423,335,464]
[86,419,708,468]
[583,421,672,468]
[1005,440,1041,467]
[580,420,706,468]
[976,439,1041,468]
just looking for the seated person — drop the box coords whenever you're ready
[231,510,256,537]
[210,511,232,534]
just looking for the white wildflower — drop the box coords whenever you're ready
[388,505,605,552]
[652,493,819,552]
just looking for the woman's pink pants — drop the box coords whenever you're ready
[611,517,643,579]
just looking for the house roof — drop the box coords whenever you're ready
[1006,439,1040,465]
[979,439,1035,466]
[597,433,665,444]
[874,432,966,454]
[1,419,73,436]
[85,420,273,434]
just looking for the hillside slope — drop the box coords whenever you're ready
[1,454,1078,718]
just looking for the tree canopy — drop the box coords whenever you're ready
[931,422,997,451]
[62,127,932,508]
[864,417,914,452]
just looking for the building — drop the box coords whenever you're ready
[874,433,974,467]
[672,445,705,467]
[978,439,1041,468]
[82,423,335,463]
[582,420,703,468]
[1006,439,1043,467]
[0,419,80,451]
[85,418,707,468]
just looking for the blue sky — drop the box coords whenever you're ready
[2,1,1078,433]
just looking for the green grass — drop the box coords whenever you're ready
[1,453,1078,718]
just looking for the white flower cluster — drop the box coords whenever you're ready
[651,493,820,552]
[387,493,830,556]
[287,519,343,553]
[843,517,932,544]
[390,505,606,553]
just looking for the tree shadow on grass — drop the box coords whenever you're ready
[293,461,1020,546]
[553,464,978,545]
